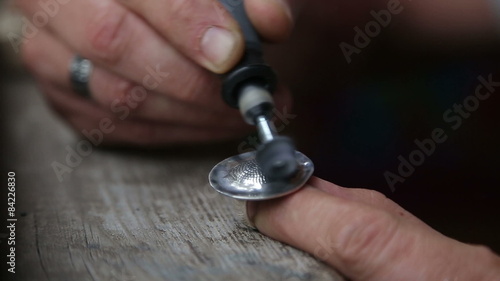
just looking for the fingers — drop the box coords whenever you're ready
[248,177,497,281]
[16,0,227,109]
[250,186,407,279]
[22,29,251,129]
[116,0,244,73]
[308,177,416,219]
[37,82,248,146]
[21,29,253,144]
[117,0,297,72]
[17,0,294,145]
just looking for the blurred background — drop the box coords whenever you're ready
[1,0,500,254]
[271,1,500,253]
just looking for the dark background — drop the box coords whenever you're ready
[268,7,500,253]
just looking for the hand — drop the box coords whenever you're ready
[248,177,500,281]
[16,0,296,145]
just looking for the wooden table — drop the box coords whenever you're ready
[1,78,344,280]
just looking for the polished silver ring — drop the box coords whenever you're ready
[69,55,93,98]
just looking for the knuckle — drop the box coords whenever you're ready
[92,70,147,113]
[102,78,134,105]
[111,83,146,114]
[172,71,218,103]
[335,209,398,268]
[473,245,500,265]
[169,0,196,23]
[361,189,390,205]
[366,190,388,203]
[159,0,211,43]
[84,5,129,65]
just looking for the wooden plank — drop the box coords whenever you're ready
[4,79,344,280]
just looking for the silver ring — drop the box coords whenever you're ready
[69,55,93,98]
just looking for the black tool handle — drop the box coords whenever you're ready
[219,0,261,52]
[218,0,277,108]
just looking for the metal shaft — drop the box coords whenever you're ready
[255,115,277,143]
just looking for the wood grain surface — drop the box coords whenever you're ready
[2,79,344,281]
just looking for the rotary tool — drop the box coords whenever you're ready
[209,0,314,200]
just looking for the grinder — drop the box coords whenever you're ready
[209,0,314,200]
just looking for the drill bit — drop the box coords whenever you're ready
[237,84,298,181]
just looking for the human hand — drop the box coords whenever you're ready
[16,0,296,145]
[247,177,500,281]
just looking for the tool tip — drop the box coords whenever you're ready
[256,136,298,181]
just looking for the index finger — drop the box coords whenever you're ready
[248,180,495,281]
[116,0,297,73]
[15,0,226,108]
[116,0,244,73]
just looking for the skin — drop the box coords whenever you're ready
[15,0,498,145]
[15,0,500,279]
[248,177,500,281]
[16,0,296,145]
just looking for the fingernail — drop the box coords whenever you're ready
[201,27,238,72]
[273,0,294,22]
